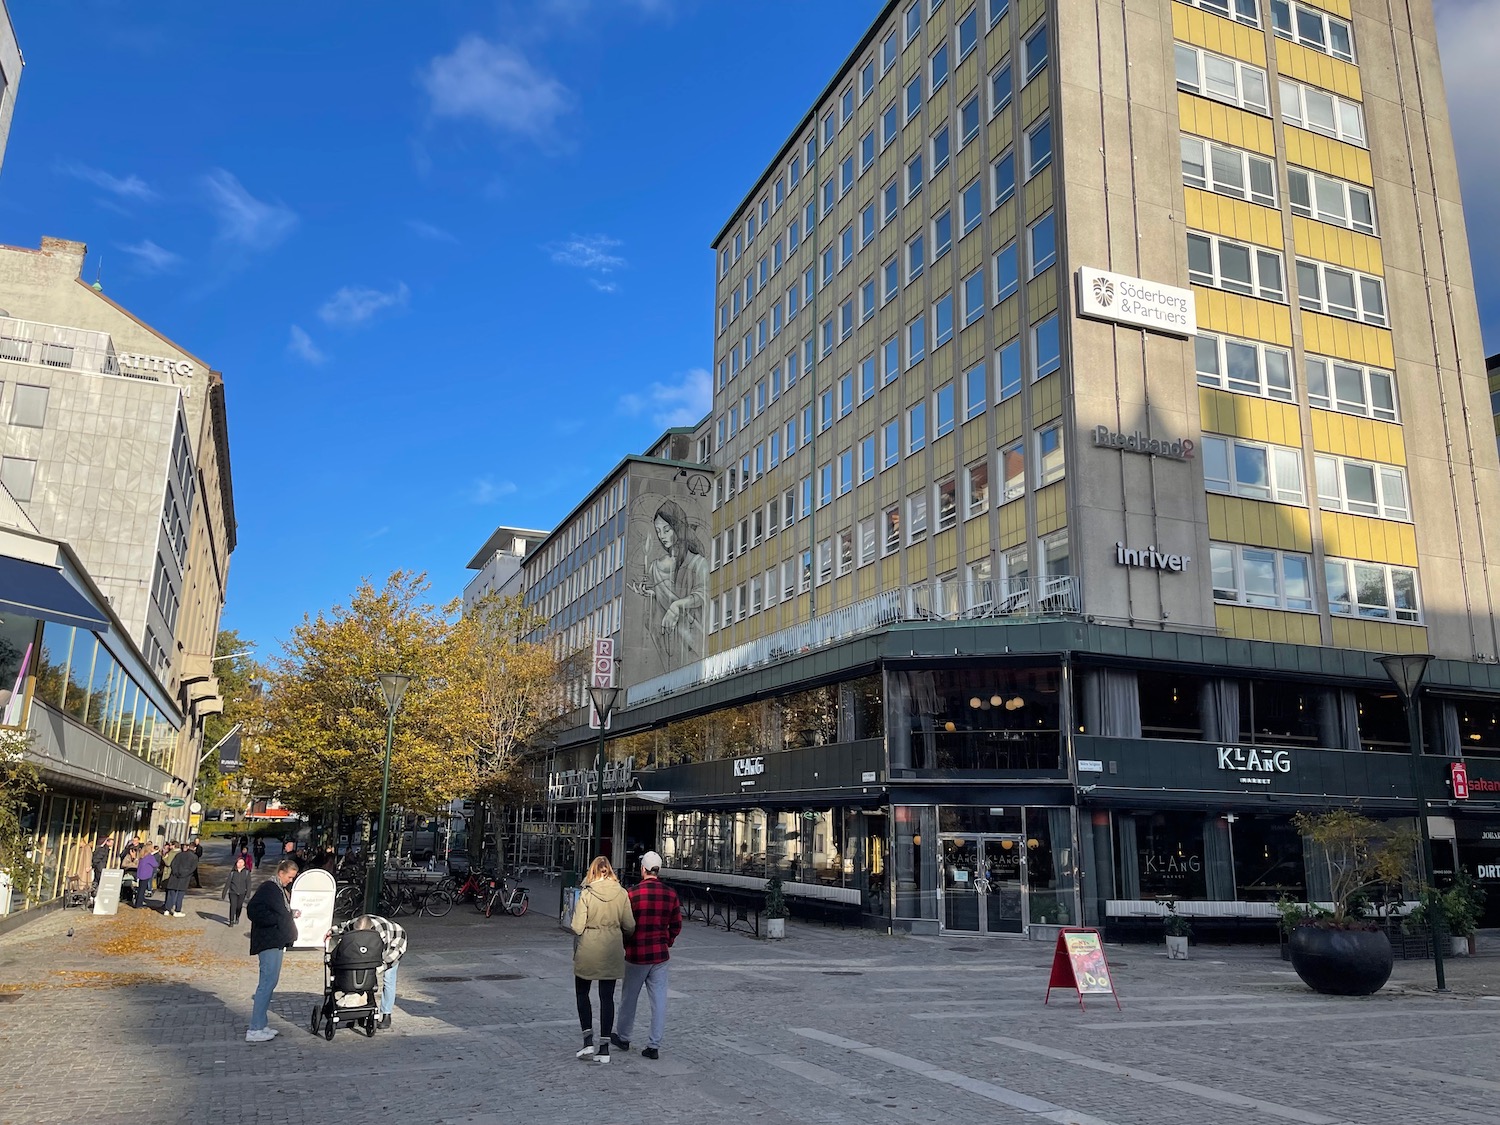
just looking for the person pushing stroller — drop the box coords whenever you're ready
[328,914,407,1030]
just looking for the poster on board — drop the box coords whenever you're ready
[92,869,123,915]
[1043,927,1121,1010]
[289,868,337,949]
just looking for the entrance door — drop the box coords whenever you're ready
[940,838,981,932]
[940,835,1025,935]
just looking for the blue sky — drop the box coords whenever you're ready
[1,1,1496,655]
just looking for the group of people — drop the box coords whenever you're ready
[91,836,203,914]
[569,850,682,1063]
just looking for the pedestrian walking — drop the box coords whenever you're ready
[245,859,299,1043]
[190,839,204,888]
[611,851,682,1060]
[222,856,252,925]
[252,836,265,865]
[90,838,111,891]
[239,846,255,872]
[163,841,198,917]
[331,914,407,1029]
[133,844,160,909]
[569,855,635,1064]
[280,839,302,872]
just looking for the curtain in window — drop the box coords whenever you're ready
[1047,807,1076,923]
[1204,817,1235,900]
[1339,691,1361,750]
[1084,669,1142,738]
[1316,690,1345,749]
[1116,814,1140,899]
[1201,679,1240,742]
[1303,833,1332,903]
[1440,700,1460,758]
[887,673,913,769]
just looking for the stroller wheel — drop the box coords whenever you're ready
[365,1014,377,1037]
[324,1017,336,1041]
[311,1005,321,1035]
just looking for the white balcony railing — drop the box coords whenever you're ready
[0,317,120,377]
[625,575,1080,707]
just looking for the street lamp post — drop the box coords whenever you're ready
[585,685,622,861]
[1376,652,1446,992]
[366,672,411,915]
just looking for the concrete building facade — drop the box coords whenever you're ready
[0,2,19,181]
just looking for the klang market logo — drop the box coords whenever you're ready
[1092,275,1116,308]
[1216,745,1291,784]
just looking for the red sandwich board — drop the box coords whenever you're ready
[1044,927,1121,1010]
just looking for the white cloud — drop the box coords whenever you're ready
[407,219,458,244]
[618,368,712,428]
[118,239,182,274]
[318,283,411,328]
[420,36,571,138]
[1437,0,1500,343]
[202,169,298,250]
[469,476,518,504]
[60,163,156,202]
[549,234,625,272]
[287,325,327,365]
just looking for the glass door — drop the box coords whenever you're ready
[940,837,981,932]
[982,835,1025,933]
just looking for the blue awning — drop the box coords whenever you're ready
[0,555,110,631]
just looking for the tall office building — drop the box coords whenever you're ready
[0,2,20,180]
[534,0,1500,936]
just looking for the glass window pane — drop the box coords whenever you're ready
[1195,334,1221,381]
[1234,442,1270,497]
[1226,340,1259,390]
[1355,564,1388,617]
[1242,548,1278,605]
[1333,363,1365,409]
[1343,463,1377,510]
[1218,241,1253,292]
[1325,560,1351,613]
[1203,436,1230,490]
[1211,146,1243,193]
[1211,545,1237,599]
[1315,176,1346,222]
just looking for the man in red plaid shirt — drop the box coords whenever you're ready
[610,851,681,1060]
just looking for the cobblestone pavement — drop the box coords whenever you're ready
[2,854,1498,1125]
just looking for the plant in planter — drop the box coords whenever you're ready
[1426,872,1486,956]
[1286,810,1416,995]
[1157,898,1192,959]
[764,875,788,940]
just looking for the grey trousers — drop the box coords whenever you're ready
[615,960,669,1049]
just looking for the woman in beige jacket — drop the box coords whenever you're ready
[570,855,635,1063]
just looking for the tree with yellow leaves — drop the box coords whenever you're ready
[245,571,476,828]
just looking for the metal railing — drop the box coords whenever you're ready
[0,317,120,377]
[626,575,1080,706]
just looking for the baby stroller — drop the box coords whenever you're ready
[311,927,385,1040]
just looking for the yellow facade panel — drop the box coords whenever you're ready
[1330,617,1428,655]
[1173,6,1267,67]
[1199,387,1301,445]
[1275,39,1361,101]
[1308,410,1406,464]
[1300,313,1395,368]
[999,499,1026,546]
[996,393,1023,440]
[1300,0,1352,18]
[1018,0,1044,35]
[967,519,991,559]
[1023,165,1053,225]
[1321,512,1417,566]
[1036,488,1066,535]
[1292,217,1383,275]
[995,293,1020,344]
[857,568,874,599]
[1194,288,1294,345]
[1283,127,1373,187]
[1032,372,1062,423]
[934,529,958,571]
[1215,605,1323,645]
[1185,189,1282,251]
[1027,269,1059,319]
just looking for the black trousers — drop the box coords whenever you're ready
[575,977,616,1037]
[227,893,245,923]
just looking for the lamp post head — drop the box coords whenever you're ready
[377,672,412,714]
[587,684,622,723]
[1376,653,1432,700]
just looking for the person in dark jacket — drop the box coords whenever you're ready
[133,844,160,909]
[90,838,111,890]
[221,856,252,925]
[189,839,204,888]
[245,859,300,1042]
[252,836,266,865]
[163,843,198,917]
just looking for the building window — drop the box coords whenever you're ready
[996,339,1022,402]
[905,3,921,42]
[907,234,925,282]
[931,42,950,93]
[860,59,876,101]
[839,448,854,495]
[1287,168,1376,234]
[988,0,1009,27]
[1187,233,1285,301]
[907,153,924,201]
[1175,44,1269,114]
[1272,0,1354,62]
[1180,135,1276,208]
[1305,355,1397,422]
[1181,0,1259,25]
[1024,117,1051,178]
[818,539,833,584]
[861,203,876,246]
[933,294,954,347]
[906,75,923,121]
[883,179,899,225]
[961,179,983,235]
[1325,557,1419,622]
[1202,435,1306,504]
[1296,259,1387,327]
[933,209,953,259]
[966,458,990,517]
[1031,314,1060,379]
[936,476,958,531]
[908,401,928,454]
[882,30,898,73]
[883,505,902,554]
[1000,439,1025,502]
[963,362,986,419]
[860,279,876,323]
[962,268,985,326]
[907,314,927,366]
[990,59,1013,117]
[1028,212,1056,276]
[932,126,951,174]
[861,129,875,172]
[960,94,980,145]
[1195,331,1295,402]
[1211,543,1315,611]
[1315,454,1409,520]
[882,101,899,149]
[1280,78,1364,146]
[861,434,876,482]
[0,456,36,502]
[883,336,901,383]
[9,384,48,428]
[859,517,877,565]
[883,418,901,469]
[1023,21,1047,82]
[958,6,978,58]
[907,490,929,542]
[995,243,1019,302]
[1036,423,1064,486]
[992,149,1016,208]
[934,382,955,437]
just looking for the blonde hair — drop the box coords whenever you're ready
[585,856,616,884]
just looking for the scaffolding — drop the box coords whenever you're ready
[503,749,632,877]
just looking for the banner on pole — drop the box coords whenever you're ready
[1043,927,1121,1010]
[588,636,615,730]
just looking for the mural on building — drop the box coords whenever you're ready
[621,469,712,683]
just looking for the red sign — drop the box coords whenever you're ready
[1043,927,1122,1011]
[1451,762,1470,800]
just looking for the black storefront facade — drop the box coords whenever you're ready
[542,620,1500,939]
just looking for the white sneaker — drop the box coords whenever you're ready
[575,1043,596,1058]
[595,1049,611,1064]
[245,1028,276,1043]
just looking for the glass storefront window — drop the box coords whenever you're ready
[1118,811,1208,900]
[1453,696,1500,755]
[1230,813,1306,901]
[0,613,37,720]
[1138,670,1206,739]
[1355,688,1408,752]
[889,665,1062,771]
[894,804,938,919]
[1243,680,1337,747]
[1025,807,1076,926]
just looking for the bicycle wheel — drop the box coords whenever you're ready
[333,885,361,922]
[507,892,529,917]
[483,890,500,919]
[377,883,401,917]
[474,887,492,913]
[434,875,458,898]
[424,888,454,918]
[391,884,418,918]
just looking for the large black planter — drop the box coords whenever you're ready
[1288,926,1393,995]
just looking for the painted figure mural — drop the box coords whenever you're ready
[628,497,708,676]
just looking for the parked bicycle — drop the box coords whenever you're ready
[479,874,529,918]
[437,868,488,905]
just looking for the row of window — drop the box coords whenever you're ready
[1175,42,1367,148]
[1211,542,1420,622]
[1187,231,1389,329]
[1195,332,1398,424]
[1203,437,1410,521]
[1181,135,1377,238]
[1177,0,1356,66]
[713,423,1063,569]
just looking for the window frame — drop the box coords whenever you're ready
[1314,453,1410,521]
[1210,542,1316,612]
[1175,43,1270,115]
[1305,354,1398,422]
[1201,434,1307,504]
[1296,258,1387,327]
[1187,232,1286,302]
